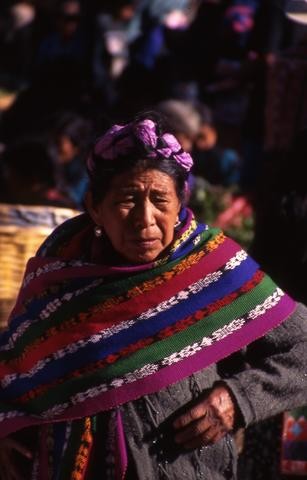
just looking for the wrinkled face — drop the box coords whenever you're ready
[87,169,181,264]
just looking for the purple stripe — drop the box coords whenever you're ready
[77,295,297,412]
[13,212,198,306]
[115,409,128,480]
[10,236,238,337]
[177,208,194,236]
[5,239,243,378]
[0,295,296,438]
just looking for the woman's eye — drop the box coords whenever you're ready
[155,197,168,204]
[117,197,134,205]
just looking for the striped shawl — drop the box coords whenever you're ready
[0,208,296,478]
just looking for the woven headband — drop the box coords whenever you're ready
[87,119,193,173]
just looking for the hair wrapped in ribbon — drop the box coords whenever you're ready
[87,118,193,173]
[86,115,194,205]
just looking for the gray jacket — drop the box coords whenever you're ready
[120,303,307,479]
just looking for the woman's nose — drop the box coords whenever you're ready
[133,201,155,228]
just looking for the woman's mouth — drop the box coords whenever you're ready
[134,238,159,248]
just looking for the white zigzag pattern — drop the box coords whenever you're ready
[0,278,104,353]
[0,286,285,422]
[0,250,247,387]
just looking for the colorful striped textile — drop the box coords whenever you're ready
[281,406,307,476]
[0,207,296,479]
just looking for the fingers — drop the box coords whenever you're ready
[174,415,211,445]
[174,411,226,449]
[173,400,209,430]
[173,386,235,431]
[173,384,237,450]
[208,386,236,431]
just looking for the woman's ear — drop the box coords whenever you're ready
[84,190,101,225]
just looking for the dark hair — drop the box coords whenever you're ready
[192,101,215,126]
[89,156,188,204]
[87,111,190,205]
[52,111,93,151]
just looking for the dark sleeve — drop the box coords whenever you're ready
[223,302,307,427]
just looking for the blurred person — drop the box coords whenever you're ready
[49,111,93,209]
[115,0,199,116]
[93,1,136,81]
[239,127,307,480]
[90,1,136,112]
[127,0,196,69]
[192,101,242,188]
[0,1,36,89]
[0,1,97,145]
[155,98,202,152]
[34,0,91,80]
[228,0,307,191]
[237,9,307,476]
[0,136,75,208]
[0,56,91,144]
[0,136,79,330]
[251,128,307,309]
[220,0,260,61]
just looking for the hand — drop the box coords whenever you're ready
[0,437,33,480]
[173,384,236,450]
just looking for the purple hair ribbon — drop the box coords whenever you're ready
[87,119,193,173]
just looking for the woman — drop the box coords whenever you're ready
[0,114,307,479]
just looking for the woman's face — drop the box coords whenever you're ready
[87,168,181,264]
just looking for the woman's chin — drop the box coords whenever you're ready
[119,240,167,264]
[124,246,165,265]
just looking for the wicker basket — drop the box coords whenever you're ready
[0,203,80,329]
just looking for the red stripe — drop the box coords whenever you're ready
[14,270,264,404]
[0,238,241,375]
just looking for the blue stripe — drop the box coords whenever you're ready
[2,256,259,398]
[0,275,105,350]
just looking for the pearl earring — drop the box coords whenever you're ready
[94,225,103,237]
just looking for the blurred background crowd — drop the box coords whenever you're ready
[1,0,307,347]
[0,1,307,476]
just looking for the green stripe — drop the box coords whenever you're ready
[96,274,278,379]
[3,229,216,360]
[2,254,182,360]
[22,275,277,413]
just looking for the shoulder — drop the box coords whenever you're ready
[36,212,88,257]
[280,302,307,335]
